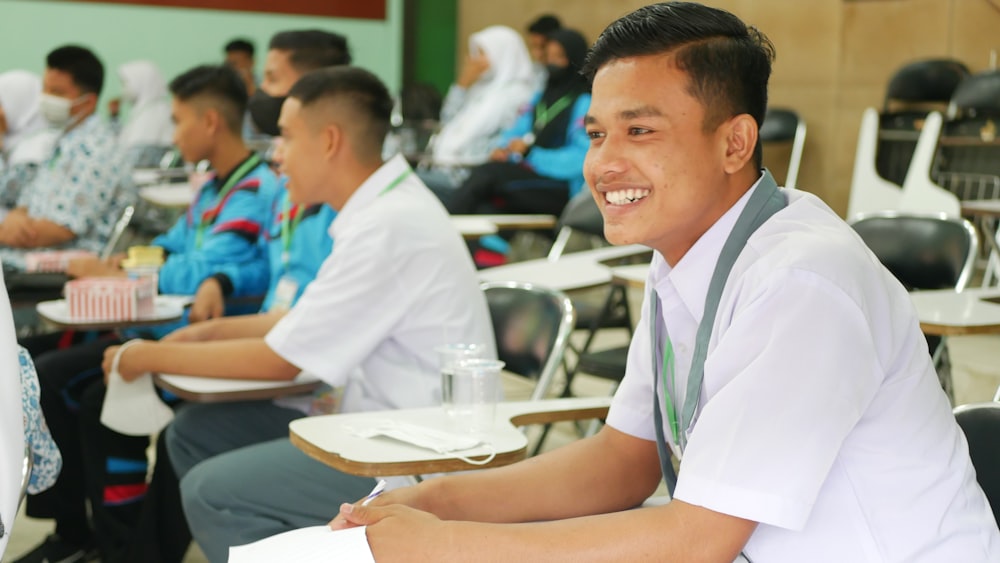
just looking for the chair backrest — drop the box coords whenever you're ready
[953,401,1000,527]
[849,211,978,291]
[547,192,605,261]
[847,108,905,219]
[760,107,807,189]
[481,281,575,402]
[948,69,1000,120]
[884,58,970,111]
[0,268,26,558]
[898,111,962,217]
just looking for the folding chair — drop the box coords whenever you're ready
[953,400,1000,527]
[760,107,806,189]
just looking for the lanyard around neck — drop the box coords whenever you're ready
[195,153,260,248]
[533,94,574,132]
[279,193,305,269]
[652,171,785,453]
[378,168,412,196]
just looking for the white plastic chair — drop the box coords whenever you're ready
[846,108,904,219]
[897,111,962,216]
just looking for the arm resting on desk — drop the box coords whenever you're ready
[105,338,300,382]
[161,310,286,342]
[336,426,755,562]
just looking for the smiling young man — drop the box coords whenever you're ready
[332,4,1000,562]
[0,45,130,270]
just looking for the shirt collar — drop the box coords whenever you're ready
[330,153,411,235]
[60,114,101,143]
[651,172,765,322]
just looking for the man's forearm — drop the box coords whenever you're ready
[418,426,663,523]
[24,218,75,247]
[128,338,299,380]
[207,311,287,340]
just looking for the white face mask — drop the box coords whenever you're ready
[40,93,86,128]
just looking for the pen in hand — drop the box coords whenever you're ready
[361,479,388,507]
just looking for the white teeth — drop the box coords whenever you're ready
[605,188,650,205]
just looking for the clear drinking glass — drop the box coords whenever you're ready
[435,343,487,417]
[450,358,505,434]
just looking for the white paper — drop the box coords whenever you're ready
[228,525,374,563]
[101,370,175,436]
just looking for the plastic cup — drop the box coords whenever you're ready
[435,343,487,417]
[450,358,505,434]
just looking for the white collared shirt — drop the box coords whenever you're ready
[265,155,495,413]
[608,185,1000,562]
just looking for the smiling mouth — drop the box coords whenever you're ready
[604,188,650,205]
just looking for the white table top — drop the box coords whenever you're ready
[451,216,498,238]
[610,263,651,289]
[961,199,1000,218]
[154,371,322,403]
[139,183,194,208]
[37,294,192,330]
[478,245,649,292]
[910,287,1000,336]
[290,397,611,476]
[454,214,557,230]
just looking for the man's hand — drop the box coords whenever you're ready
[333,502,452,562]
[189,277,225,323]
[102,341,147,383]
[66,256,124,279]
[160,319,217,342]
[489,148,511,162]
[507,138,530,156]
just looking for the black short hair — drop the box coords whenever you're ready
[225,38,255,57]
[46,45,104,96]
[169,65,248,134]
[528,15,561,35]
[269,30,352,72]
[288,66,392,160]
[583,2,774,167]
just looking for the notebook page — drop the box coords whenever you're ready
[228,525,374,563]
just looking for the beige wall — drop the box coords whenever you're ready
[458,0,1000,216]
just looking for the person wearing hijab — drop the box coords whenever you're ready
[418,25,535,199]
[447,28,591,221]
[116,60,173,163]
[0,71,60,209]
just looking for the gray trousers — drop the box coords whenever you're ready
[166,401,376,563]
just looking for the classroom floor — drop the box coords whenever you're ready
[3,322,633,563]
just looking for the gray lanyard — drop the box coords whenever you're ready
[651,171,786,495]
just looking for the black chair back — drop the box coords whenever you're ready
[557,191,604,238]
[884,59,971,108]
[950,70,1000,119]
[849,213,978,291]
[953,402,1000,527]
[760,108,800,143]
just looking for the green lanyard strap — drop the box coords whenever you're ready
[279,193,306,269]
[195,153,261,249]
[533,94,574,132]
[650,170,786,494]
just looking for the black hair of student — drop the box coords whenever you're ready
[582,2,775,168]
[288,66,392,160]
[224,38,255,57]
[269,30,352,72]
[46,45,104,96]
[169,65,248,134]
[528,14,562,35]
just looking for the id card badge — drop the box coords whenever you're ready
[271,275,299,313]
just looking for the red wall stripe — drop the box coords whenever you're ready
[48,0,386,20]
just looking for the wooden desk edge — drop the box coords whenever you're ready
[920,322,1000,336]
[39,314,184,332]
[509,405,609,426]
[153,375,322,403]
[289,431,527,477]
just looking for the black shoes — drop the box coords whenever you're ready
[11,533,99,563]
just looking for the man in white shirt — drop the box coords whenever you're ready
[332,3,1000,561]
[102,66,494,563]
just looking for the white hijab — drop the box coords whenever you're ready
[432,26,535,165]
[118,60,174,149]
[0,70,57,166]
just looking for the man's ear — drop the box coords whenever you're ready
[203,107,221,136]
[322,122,342,161]
[722,114,758,174]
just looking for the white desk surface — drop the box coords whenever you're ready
[457,214,557,230]
[478,245,650,292]
[961,199,1000,218]
[910,288,1000,336]
[290,397,611,476]
[451,216,498,238]
[154,372,322,403]
[610,263,651,289]
[37,294,191,330]
[139,183,194,208]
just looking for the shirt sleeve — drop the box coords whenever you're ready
[265,211,419,386]
[673,267,885,531]
[525,95,591,182]
[155,177,270,297]
[18,347,62,495]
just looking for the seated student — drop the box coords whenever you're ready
[114,60,174,165]
[525,14,562,92]
[0,70,60,210]
[10,64,277,563]
[0,46,131,270]
[446,28,590,219]
[224,38,257,97]
[417,25,535,200]
[99,66,494,563]
[330,4,1000,562]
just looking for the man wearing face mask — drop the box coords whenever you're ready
[0,45,130,271]
[248,29,352,139]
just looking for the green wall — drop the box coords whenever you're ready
[410,0,456,95]
[0,0,404,112]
